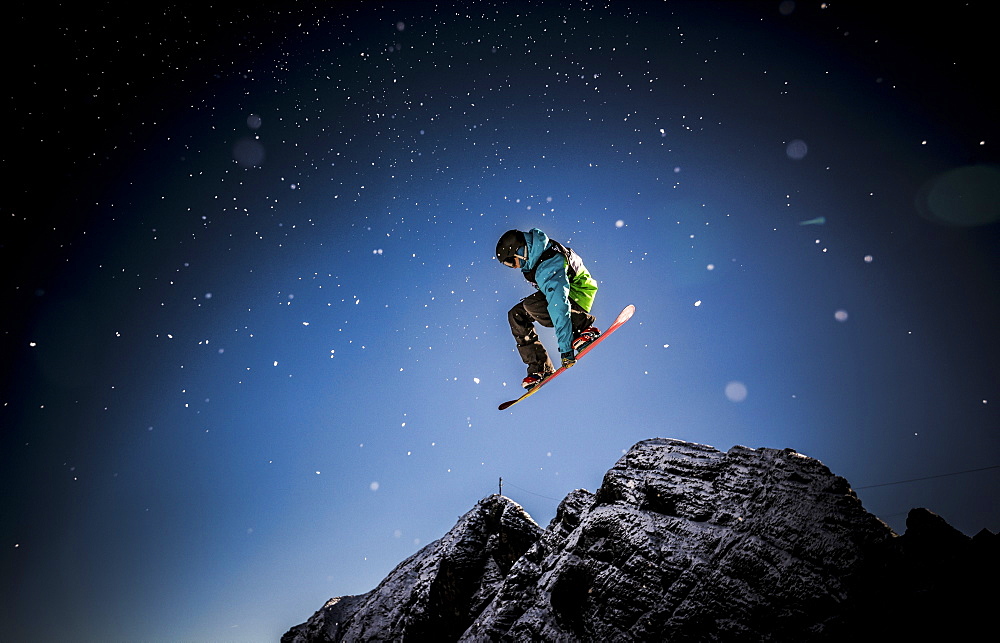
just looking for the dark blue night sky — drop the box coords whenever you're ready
[4,2,998,640]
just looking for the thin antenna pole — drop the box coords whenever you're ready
[499,477,503,496]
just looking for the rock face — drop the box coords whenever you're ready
[283,438,996,642]
[282,494,541,642]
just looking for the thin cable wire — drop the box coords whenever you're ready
[503,465,999,503]
[856,465,999,490]
[503,481,563,502]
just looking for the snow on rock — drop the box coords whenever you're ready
[282,495,540,642]
[462,438,891,641]
[283,438,997,642]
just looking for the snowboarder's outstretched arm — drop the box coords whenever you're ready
[522,228,576,358]
[536,261,576,358]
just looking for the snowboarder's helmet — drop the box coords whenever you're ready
[496,229,527,267]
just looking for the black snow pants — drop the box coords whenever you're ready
[508,291,596,376]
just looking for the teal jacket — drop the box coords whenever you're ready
[520,228,598,354]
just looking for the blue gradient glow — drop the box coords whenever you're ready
[3,2,997,641]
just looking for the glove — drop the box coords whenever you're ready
[561,351,576,369]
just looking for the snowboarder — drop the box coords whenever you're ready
[495,228,600,390]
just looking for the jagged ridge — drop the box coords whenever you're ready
[283,494,540,642]
[284,438,996,642]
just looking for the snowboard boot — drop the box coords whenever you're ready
[572,327,601,352]
[522,371,552,390]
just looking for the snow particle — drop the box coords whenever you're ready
[725,381,748,402]
[786,139,808,160]
[233,138,265,166]
[917,165,1000,226]
[370,481,380,491]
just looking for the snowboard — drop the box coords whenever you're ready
[498,304,635,410]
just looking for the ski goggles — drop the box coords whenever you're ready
[501,251,527,268]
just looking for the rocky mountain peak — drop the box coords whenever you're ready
[284,438,995,641]
[283,494,540,642]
